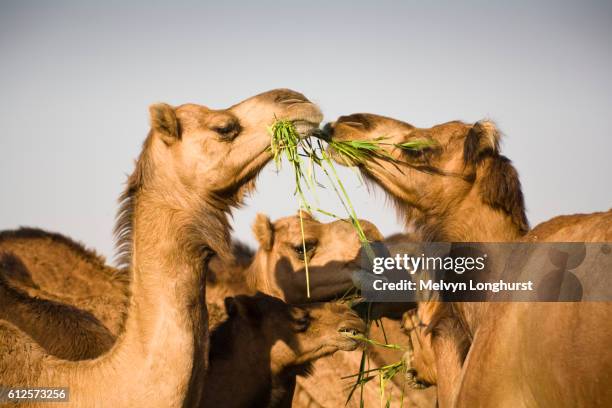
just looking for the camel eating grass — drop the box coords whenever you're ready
[211,211,384,303]
[0,89,322,407]
[322,112,612,407]
[203,293,366,408]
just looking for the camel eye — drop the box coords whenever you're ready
[293,241,317,261]
[403,149,424,160]
[213,121,241,140]
[292,311,311,332]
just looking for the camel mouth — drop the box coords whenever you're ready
[315,122,333,142]
[292,119,322,138]
[319,115,371,139]
[281,99,323,137]
[325,143,361,168]
[316,122,367,168]
[337,323,367,350]
[338,316,367,338]
[338,327,363,337]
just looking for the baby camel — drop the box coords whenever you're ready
[204,293,365,408]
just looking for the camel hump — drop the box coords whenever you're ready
[526,209,612,242]
[0,250,38,289]
[230,239,255,267]
[0,227,107,266]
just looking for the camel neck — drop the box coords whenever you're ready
[41,194,219,406]
[114,196,214,404]
[416,190,525,243]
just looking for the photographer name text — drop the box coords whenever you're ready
[373,279,534,293]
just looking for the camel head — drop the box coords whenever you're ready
[144,89,323,207]
[322,114,528,237]
[222,293,366,375]
[249,211,384,303]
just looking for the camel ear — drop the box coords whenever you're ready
[228,295,263,324]
[252,213,274,251]
[149,103,180,144]
[297,209,314,220]
[464,120,500,164]
[224,297,238,317]
[480,156,529,234]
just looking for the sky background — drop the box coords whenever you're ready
[1,0,611,262]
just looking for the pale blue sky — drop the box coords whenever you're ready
[1,1,611,261]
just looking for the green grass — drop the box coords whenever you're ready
[329,137,437,165]
[268,120,379,296]
[269,119,312,296]
[268,120,418,406]
[342,332,404,350]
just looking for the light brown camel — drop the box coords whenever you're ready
[323,113,612,406]
[453,211,612,407]
[0,229,127,335]
[0,89,322,406]
[204,293,366,408]
[187,214,427,408]
[208,211,384,303]
[0,253,115,360]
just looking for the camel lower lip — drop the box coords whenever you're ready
[326,145,360,168]
[292,120,320,137]
[338,328,363,336]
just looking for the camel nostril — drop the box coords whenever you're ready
[336,114,372,130]
[280,98,308,105]
[275,91,308,104]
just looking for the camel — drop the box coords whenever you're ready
[323,113,612,406]
[453,211,612,407]
[0,229,128,336]
[208,211,384,304]
[0,254,115,360]
[0,88,322,406]
[203,293,366,408]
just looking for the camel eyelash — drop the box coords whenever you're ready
[293,242,317,252]
[213,122,242,138]
[292,241,317,260]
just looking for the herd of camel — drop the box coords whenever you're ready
[0,88,611,407]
